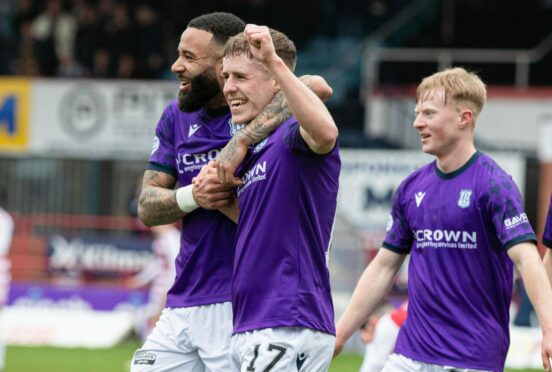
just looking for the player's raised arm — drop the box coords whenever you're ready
[216,75,333,185]
[245,24,338,155]
[335,248,406,357]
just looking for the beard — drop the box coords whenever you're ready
[178,67,221,112]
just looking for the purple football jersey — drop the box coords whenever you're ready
[544,194,552,249]
[383,151,536,372]
[148,101,237,307]
[232,118,340,335]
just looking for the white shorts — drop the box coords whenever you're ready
[382,353,492,372]
[230,327,335,372]
[131,301,233,372]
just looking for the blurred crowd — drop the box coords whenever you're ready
[1,0,177,79]
[0,0,398,80]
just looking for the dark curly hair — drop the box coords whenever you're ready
[188,12,246,46]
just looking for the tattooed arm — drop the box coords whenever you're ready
[216,75,332,185]
[138,170,184,227]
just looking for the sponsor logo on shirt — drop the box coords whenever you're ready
[415,191,426,207]
[457,189,472,208]
[188,123,201,138]
[176,149,220,174]
[151,136,160,155]
[134,351,156,365]
[414,229,477,249]
[504,213,528,229]
[237,161,267,196]
[386,214,393,231]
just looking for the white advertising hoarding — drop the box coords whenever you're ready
[30,79,176,160]
[337,149,526,232]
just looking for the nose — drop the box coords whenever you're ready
[413,115,424,129]
[171,56,185,74]
[223,76,236,95]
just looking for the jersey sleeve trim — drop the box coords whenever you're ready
[543,237,552,249]
[382,242,409,254]
[503,233,537,251]
[146,161,177,177]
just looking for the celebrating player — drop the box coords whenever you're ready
[131,12,332,371]
[212,25,340,371]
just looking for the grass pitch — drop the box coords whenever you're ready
[4,342,542,372]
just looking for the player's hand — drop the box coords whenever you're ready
[216,141,246,187]
[192,161,234,209]
[244,24,277,66]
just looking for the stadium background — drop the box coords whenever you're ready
[0,0,551,370]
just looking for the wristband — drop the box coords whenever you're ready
[176,185,199,213]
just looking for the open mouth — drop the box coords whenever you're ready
[229,98,247,108]
[179,80,191,92]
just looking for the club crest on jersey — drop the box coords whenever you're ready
[228,118,245,136]
[253,138,268,153]
[457,190,472,208]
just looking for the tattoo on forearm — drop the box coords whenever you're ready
[240,91,291,143]
[218,78,315,165]
[220,139,238,162]
[139,171,184,225]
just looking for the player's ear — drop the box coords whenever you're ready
[459,109,473,129]
[272,79,280,94]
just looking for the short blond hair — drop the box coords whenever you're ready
[223,28,297,72]
[416,67,487,122]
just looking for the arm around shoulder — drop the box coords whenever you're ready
[138,170,187,226]
[299,75,333,102]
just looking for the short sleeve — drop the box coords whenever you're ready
[147,103,177,177]
[543,195,552,249]
[382,184,412,254]
[482,171,536,250]
[283,121,336,157]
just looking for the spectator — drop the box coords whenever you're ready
[74,0,102,73]
[134,4,163,79]
[12,21,41,76]
[90,48,111,78]
[102,2,134,72]
[30,0,77,76]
